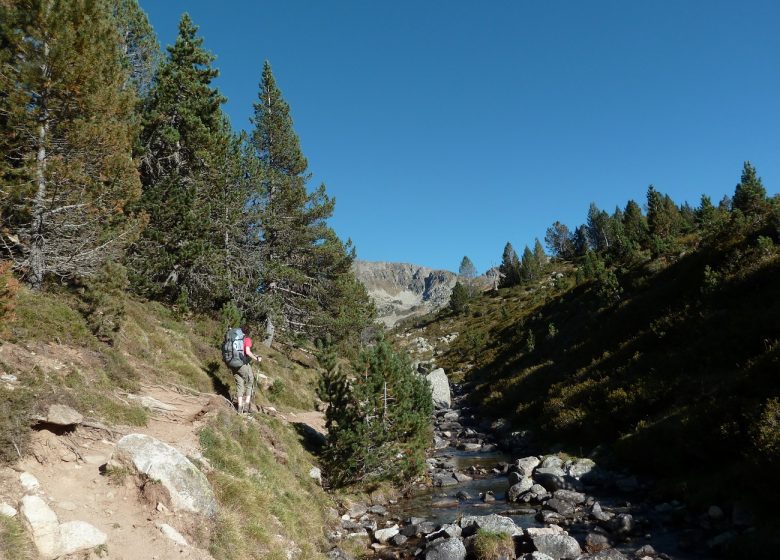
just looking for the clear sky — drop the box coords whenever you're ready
[138,0,779,273]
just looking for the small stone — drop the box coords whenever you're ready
[634,544,656,557]
[309,467,323,486]
[586,532,611,552]
[58,501,77,512]
[20,472,40,492]
[707,505,724,520]
[46,404,83,426]
[531,533,582,560]
[157,523,188,547]
[0,502,17,517]
[390,533,408,546]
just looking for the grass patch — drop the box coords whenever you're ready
[0,515,37,560]
[473,529,515,560]
[200,412,331,559]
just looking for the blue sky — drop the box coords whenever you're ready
[138,1,780,272]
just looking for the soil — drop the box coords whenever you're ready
[0,374,326,560]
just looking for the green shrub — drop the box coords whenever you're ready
[80,261,128,344]
[318,340,433,487]
[473,530,515,560]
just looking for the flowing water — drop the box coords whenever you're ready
[393,447,542,529]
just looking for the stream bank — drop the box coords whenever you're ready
[326,381,756,560]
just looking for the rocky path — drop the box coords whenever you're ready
[1,384,227,559]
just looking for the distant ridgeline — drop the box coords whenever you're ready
[352,260,498,327]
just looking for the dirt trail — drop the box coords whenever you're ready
[1,381,326,560]
[1,385,219,559]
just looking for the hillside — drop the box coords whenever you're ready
[0,288,335,560]
[398,216,780,548]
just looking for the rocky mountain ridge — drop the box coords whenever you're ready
[352,260,497,327]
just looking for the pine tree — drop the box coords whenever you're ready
[458,256,477,279]
[0,0,141,289]
[545,221,573,260]
[520,245,537,283]
[111,0,161,98]
[319,340,432,486]
[647,185,682,246]
[572,225,590,257]
[733,161,767,217]
[622,200,649,249]
[498,242,521,288]
[586,202,612,253]
[251,61,372,339]
[449,281,470,313]
[533,238,546,270]
[127,14,228,309]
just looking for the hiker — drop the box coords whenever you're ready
[223,326,262,413]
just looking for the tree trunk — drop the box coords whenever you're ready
[29,40,50,291]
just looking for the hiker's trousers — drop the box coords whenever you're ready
[232,364,254,400]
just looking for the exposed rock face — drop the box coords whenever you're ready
[114,433,217,516]
[353,261,499,327]
[426,368,451,409]
[352,261,458,327]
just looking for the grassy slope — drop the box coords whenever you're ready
[0,288,333,559]
[409,231,779,512]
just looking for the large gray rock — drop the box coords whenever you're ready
[20,495,106,559]
[426,369,451,409]
[424,538,467,560]
[507,477,534,501]
[115,433,217,516]
[459,514,521,537]
[46,404,83,426]
[373,526,399,544]
[510,456,541,479]
[566,458,596,480]
[530,533,581,560]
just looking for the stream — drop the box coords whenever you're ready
[356,385,731,560]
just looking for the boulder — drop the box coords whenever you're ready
[540,456,564,469]
[566,458,596,480]
[590,502,612,522]
[426,369,451,409]
[535,472,581,492]
[20,496,106,559]
[114,433,217,516]
[525,525,564,537]
[424,538,467,560]
[460,514,521,537]
[544,498,575,517]
[453,471,473,483]
[434,473,459,487]
[553,490,586,504]
[530,534,581,560]
[507,478,534,502]
[510,456,541,479]
[46,404,83,426]
[374,526,399,544]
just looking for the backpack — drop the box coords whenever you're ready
[222,328,246,369]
